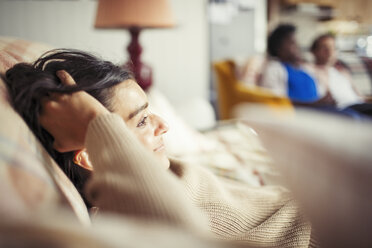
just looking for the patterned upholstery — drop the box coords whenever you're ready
[0,37,90,225]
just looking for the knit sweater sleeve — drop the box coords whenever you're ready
[83,113,208,232]
[170,161,316,247]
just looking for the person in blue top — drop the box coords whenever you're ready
[261,24,334,105]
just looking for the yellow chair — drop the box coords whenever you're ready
[213,60,292,120]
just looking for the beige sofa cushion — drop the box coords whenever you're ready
[0,37,90,224]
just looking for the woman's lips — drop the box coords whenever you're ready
[154,143,165,152]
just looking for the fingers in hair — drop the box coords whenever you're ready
[56,70,76,86]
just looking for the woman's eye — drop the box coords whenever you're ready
[137,116,148,128]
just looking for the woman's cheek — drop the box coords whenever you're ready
[134,128,154,152]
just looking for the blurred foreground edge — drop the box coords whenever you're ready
[237,105,372,248]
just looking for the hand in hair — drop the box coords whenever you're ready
[39,70,109,152]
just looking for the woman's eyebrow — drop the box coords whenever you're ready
[128,102,149,120]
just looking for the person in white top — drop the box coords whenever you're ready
[306,33,365,109]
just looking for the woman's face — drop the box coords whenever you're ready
[313,37,336,66]
[110,79,170,169]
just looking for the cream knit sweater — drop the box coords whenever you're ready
[84,114,316,247]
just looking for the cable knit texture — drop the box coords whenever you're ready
[84,113,315,247]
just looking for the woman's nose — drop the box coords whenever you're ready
[154,114,169,136]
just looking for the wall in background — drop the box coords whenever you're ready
[210,6,255,62]
[0,0,209,107]
[209,0,267,61]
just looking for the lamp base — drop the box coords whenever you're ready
[126,27,152,91]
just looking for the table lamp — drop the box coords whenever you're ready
[95,0,175,90]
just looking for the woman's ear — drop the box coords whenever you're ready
[73,149,93,171]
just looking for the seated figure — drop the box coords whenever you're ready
[261,25,371,118]
[306,33,372,117]
[260,24,320,103]
[307,33,364,108]
[3,49,316,247]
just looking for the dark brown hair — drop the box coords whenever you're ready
[268,24,296,57]
[3,49,134,207]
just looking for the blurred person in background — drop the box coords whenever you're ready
[260,24,334,105]
[306,33,372,116]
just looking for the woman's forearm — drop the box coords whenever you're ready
[84,113,209,233]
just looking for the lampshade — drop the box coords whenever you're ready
[95,0,175,29]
